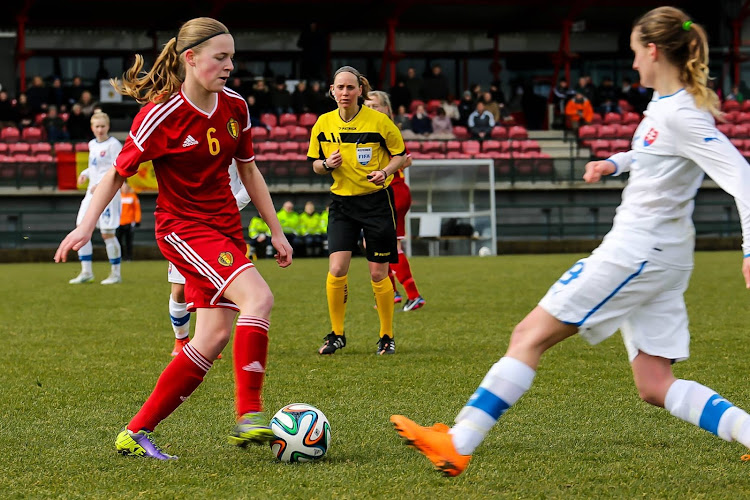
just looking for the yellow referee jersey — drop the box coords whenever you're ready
[307,105,406,196]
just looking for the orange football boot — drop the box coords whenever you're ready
[390,415,471,477]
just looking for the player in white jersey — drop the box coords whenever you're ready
[68,112,124,285]
[392,6,750,476]
[169,159,250,357]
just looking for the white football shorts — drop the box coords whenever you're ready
[538,247,691,362]
[167,261,186,285]
[76,190,122,234]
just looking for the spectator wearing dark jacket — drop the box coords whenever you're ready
[390,78,412,115]
[66,103,93,141]
[458,90,476,127]
[0,90,17,128]
[270,78,294,116]
[422,64,450,102]
[410,104,433,136]
[42,105,69,142]
[467,101,495,140]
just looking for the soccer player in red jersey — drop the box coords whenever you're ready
[54,17,293,460]
[364,90,426,312]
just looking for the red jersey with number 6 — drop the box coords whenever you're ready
[114,86,255,239]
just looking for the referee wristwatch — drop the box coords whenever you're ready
[323,160,334,172]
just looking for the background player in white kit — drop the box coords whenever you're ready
[392,6,750,476]
[169,160,250,357]
[69,111,124,285]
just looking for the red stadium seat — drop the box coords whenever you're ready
[736,112,750,125]
[590,113,602,125]
[9,142,31,155]
[519,139,541,153]
[279,141,298,153]
[278,113,297,126]
[408,100,425,114]
[421,141,445,154]
[733,124,750,138]
[30,142,52,155]
[452,125,470,140]
[269,126,289,140]
[298,112,318,128]
[490,126,508,140]
[622,111,641,125]
[260,113,278,128]
[53,142,73,153]
[75,142,89,152]
[0,143,7,154]
[446,151,470,159]
[461,140,481,155]
[445,140,461,153]
[508,125,528,140]
[723,100,741,112]
[723,111,739,123]
[618,99,633,113]
[598,124,618,139]
[426,99,442,114]
[616,123,637,139]
[717,123,733,136]
[289,126,309,141]
[252,126,269,140]
[610,139,629,153]
[603,112,622,124]
[22,126,45,142]
[404,140,421,153]
[1,126,20,142]
[578,124,598,144]
[481,140,502,153]
[742,100,750,112]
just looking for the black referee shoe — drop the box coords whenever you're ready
[319,332,346,355]
[376,335,395,355]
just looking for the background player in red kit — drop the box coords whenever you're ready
[54,17,293,460]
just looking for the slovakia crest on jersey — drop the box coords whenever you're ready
[100,150,106,157]
[643,127,658,147]
[227,118,239,140]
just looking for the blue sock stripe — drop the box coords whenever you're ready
[170,314,190,327]
[110,257,121,265]
[466,387,510,420]
[699,394,734,435]
[79,254,93,261]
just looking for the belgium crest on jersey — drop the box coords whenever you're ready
[218,251,234,267]
[227,118,239,139]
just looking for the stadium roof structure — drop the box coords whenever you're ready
[3,0,729,36]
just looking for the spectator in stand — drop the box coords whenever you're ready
[299,201,324,257]
[490,80,506,105]
[430,107,455,140]
[227,76,251,97]
[422,63,450,102]
[575,75,597,106]
[564,90,594,131]
[305,80,332,115]
[66,103,93,141]
[49,77,68,112]
[26,75,50,115]
[405,67,423,102]
[631,81,654,114]
[707,79,723,102]
[596,76,622,115]
[42,105,69,142]
[14,93,35,129]
[65,76,88,108]
[470,83,483,103]
[245,95,266,130]
[297,22,328,82]
[481,91,501,124]
[250,78,273,115]
[248,214,273,259]
[270,77,294,116]
[393,104,412,132]
[458,90,476,127]
[277,200,300,254]
[77,90,99,117]
[291,80,308,114]
[553,78,575,116]
[467,101,495,141]
[117,180,141,262]
[0,90,16,128]
[410,103,433,137]
[726,84,744,104]
[442,96,460,125]
[389,77,412,115]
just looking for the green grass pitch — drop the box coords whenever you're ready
[1,251,749,498]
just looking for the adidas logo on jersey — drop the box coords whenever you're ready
[241,361,265,373]
[182,135,198,147]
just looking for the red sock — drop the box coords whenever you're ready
[233,316,270,417]
[388,272,398,293]
[128,343,212,432]
[391,251,420,299]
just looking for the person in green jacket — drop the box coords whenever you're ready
[276,200,300,254]
[248,215,272,259]
[299,201,324,257]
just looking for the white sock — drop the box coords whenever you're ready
[78,241,93,274]
[104,237,121,276]
[665,379,750,447]
[450,356,536,455]
[169,294,191,340]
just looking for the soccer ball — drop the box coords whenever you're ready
[270,403,331,462]
[478,246,492,257]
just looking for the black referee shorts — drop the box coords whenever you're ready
[327,187,398,263]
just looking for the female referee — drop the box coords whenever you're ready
[392,6,750,476]
[308,66,407,355]
[54,17,293,460]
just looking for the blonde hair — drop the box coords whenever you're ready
[90,111,110,126]
[634,6,719,117]
[366,90,393,119]
[329,66,372,104]
[110,17,229,105]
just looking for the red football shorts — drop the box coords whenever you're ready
[390,181,412,239]
[157,221,254,312]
